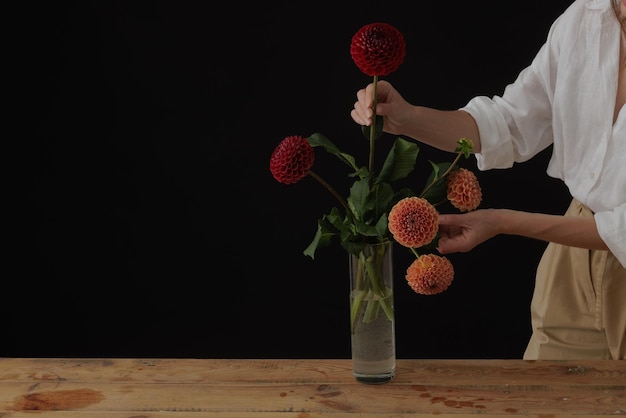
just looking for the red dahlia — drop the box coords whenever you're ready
[270,135,314,185]
[350,23,406,76]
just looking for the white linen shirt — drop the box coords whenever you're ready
[461,0,626,267]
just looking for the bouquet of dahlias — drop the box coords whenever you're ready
[270,23,481,325]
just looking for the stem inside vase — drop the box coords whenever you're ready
[348,241,396,384]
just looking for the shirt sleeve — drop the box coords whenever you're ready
[460,12,565,171]
[595,203,626,268]
[461,96,515,170]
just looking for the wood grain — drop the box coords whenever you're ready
[0,358,624,417]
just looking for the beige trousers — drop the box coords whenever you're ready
[523,199,626,360]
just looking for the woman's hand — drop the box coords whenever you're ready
[437,209,500,254]
[350,80,414,136]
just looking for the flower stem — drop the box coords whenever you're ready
[350,245,394,333]
[368,75,379,177]
[308,170,355,220]
[419,150,463,199]
[350,289,365,333]
[358,244,394,324]
[363,299,380,323]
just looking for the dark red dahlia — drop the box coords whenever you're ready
[270,135,315,185]
[350,23,406,76]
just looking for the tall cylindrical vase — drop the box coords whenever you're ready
[348,241,396,384]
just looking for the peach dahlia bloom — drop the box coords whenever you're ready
[388,196,438,248]
[447,168,482,212]
[406,254,454,295]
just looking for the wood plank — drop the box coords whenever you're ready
[0,359,624,417]
[1,382,621,414]
[1,359,624,385]
[1,414,620,418]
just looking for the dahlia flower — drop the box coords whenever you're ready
[406,254,454,295]
[350,23,406,77]
[270,135,315,185]
[388,197,439,248]
[447,168,482,212]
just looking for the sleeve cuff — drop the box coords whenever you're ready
[461,96,515,171]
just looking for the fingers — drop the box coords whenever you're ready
[351,100,372,126]
[436,224,463,254]
[436,214,474,254]
[438,214,463,226]
[437,234,470,254]
[436,240,451,254]
[350,83,376,126]
[352,90,372,126]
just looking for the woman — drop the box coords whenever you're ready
[351,0,625,360]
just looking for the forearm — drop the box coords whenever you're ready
[406,107,482,153]
[496,209,609,251]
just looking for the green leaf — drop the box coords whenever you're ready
[420,161,452,204]
[355,220,383,237]
[307,133,358,171]
[342,240,366,256]
[392,187,417,204]
[368,182,394,215]
[455,137,475,158]
[373,213,389,237]
[360,115,384,141]
[340,178,395,242]
[303,208,346,259]
[377,137,419,183]
[350,166,370,180]
[303,223,334,259]
[347,177,371,221]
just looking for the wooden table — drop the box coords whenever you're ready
[0,358,624,417]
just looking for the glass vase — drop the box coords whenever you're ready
[348,241,396,384]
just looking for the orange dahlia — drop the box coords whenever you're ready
[406,254,454,295]
[388,197,438,248]
[270,135,315,185]
[447,168,482,212]
[350,23,406,76]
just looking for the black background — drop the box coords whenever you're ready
[13,1,573,359]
